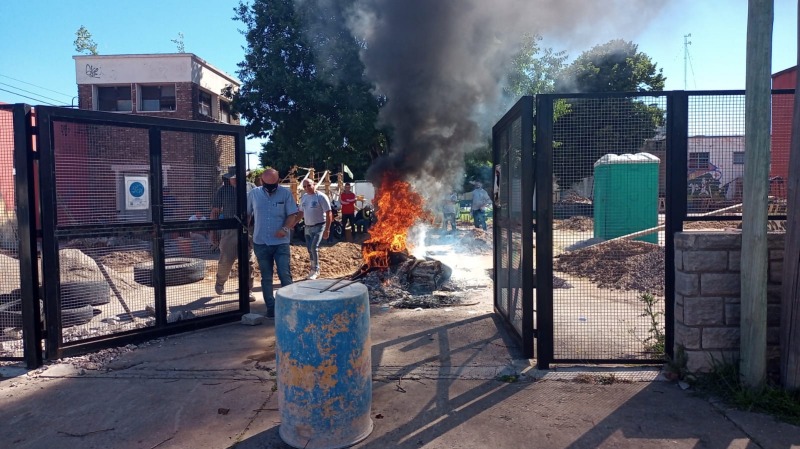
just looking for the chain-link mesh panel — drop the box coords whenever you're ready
[0,106,24,358]
[53,122,150,225]
[550,95,667,361]
[769,92,792,231]
[162,131,240,321]
[686,94,746,217]
[495,115,525,335]
[58,233,155,345]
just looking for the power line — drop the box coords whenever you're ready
[0,87,59,106]
[0,82,65,104]
[0,73,74,99]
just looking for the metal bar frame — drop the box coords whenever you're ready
[34,106,248,359]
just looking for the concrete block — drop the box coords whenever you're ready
[675,322,701,349]
[675,303,684,324]
[769,261,783,284]
[728,251,741,272]
[700,273,740,296]
[674,250,683,271]
[702,327,740,350]
[768,285,783,304]
[675,293,684,306]
[770,249,784,261]
[686,350,739,373]
[724,303,740,326]
[683,250,728,272]
[683,297,724,326]
[675,272,699,296]
[696,232,741,250]
[767,304,782,327]
[241,313,265,326]
[768,327,781,345]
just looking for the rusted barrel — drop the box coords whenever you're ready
[275,279,372,449]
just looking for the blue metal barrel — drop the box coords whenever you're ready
[275,279,372,449]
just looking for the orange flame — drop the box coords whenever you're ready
[362,173,427,269]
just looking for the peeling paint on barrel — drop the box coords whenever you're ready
[275,280,373,449]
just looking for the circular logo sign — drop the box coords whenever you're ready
[129,181,145,198]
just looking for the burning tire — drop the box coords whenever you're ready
[133,257,205,287]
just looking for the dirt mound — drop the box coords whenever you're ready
[454,228,492,254]
[553,240,664,293]
[250,241,364,282]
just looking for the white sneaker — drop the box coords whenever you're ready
[307,269,319,280]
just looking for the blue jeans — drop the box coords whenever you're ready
[443,213,457,232]
[304,224,324,271]
[253,243,292,313]
[472,209,487,231]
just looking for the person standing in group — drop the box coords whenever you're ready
[298,179,332,280]
[442,190,459,234]
[248,168,299,318]
[339,183,357,240]
[211,172,256,302]
[470,182,491,231]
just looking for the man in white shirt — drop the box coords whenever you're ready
[298,179,332,280]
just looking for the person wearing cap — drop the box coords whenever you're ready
[211,171,256,302]
[339,182,357,238]
[298,178,332,280]
[470,182,491,231]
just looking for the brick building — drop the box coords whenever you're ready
[59,54,242,224]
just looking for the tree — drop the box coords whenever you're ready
[552,40,666,188]
[504,34,567,102]
[171,32,185,53]
[555,39,665,93]
[74,25,98,55]
[232,0,386,178]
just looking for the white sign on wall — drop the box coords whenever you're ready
[125,176,149,210]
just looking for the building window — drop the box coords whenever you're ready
[139,85,176,112]
[688,152,710,170]
[220,100,232,123]
[97,86,132,112]
[199,91,212,117]
[733,151,745,165]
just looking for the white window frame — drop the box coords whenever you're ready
[95,85,132,112]
[138,84,176,112]
[199,90,213,117]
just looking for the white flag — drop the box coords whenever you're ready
[343,164,354,179]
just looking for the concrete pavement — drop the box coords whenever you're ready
[1,288,799,449]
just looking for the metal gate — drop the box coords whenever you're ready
[494,90,792,367]
[0,105,250,366]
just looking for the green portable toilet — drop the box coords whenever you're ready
[593,152,660,244]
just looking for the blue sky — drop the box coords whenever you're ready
[0,0,797,167]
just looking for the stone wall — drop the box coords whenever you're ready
[674,230,785,372]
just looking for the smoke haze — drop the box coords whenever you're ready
[301,0,667,199]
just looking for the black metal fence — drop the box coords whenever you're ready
[0,105,249,366]
[494,90,791,367]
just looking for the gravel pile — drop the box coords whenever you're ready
[554,216,593,232]
[553,240,664,293]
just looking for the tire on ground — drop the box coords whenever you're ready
[60,280,110,307]
[133,258,206,287]
[61,304,95,327]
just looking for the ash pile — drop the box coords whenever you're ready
[356,255,464,309]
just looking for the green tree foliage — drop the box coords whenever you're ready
[552,39,666,188]
[74,25,98,55]
[504,34,567,101]
[233,0,385,178]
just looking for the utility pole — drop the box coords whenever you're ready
[781,0,800,390]
[741,0,773,390]
[684,34,692,90]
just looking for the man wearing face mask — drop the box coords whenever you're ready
[247,168,299,318]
